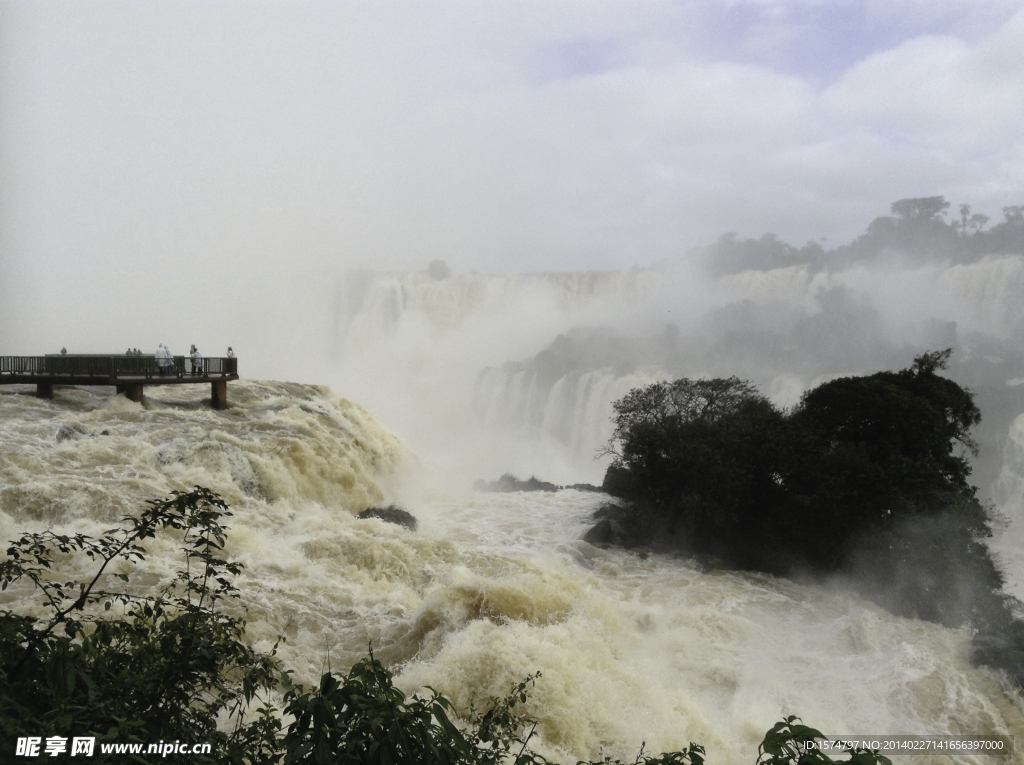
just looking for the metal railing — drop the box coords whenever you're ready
[0,355,238,380]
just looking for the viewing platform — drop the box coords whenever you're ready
[0,355,239,409]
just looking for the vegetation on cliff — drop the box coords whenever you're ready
[702,195,1024,274]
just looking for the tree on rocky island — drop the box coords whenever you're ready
[602,376,787,565]
[601,351,1024,683]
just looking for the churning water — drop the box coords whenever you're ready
[2,381,1022,764]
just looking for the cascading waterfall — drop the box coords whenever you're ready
[474,366,670,465]
[334,268,656,352]
[721,256,1024,340]
[989,413,1024,602]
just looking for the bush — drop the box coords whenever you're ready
[0,487,282,763]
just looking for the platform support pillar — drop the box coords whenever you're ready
[116,384,144,403]
[211,380,227,410]
[36,383,53,399]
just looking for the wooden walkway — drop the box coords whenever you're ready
[0,355,238,409]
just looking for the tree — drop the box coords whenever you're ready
[890,196,949,222]
[701,232,811,275]
[598,351,1024,671]
[1003,205,1024,224]
[955,204,989,236]
[977,204,1024,255]
[958,203,971,235]
[788,350,982,533]
[968,212,990,234]
[840,197,960,264]
[603,378,791,567]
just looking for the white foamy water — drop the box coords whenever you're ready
[1,382,1022,764]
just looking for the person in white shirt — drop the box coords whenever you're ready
[156,344,172,375]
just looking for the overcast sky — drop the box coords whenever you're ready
[1,0,1022,305]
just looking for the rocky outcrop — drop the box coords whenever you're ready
[358,504,418,531]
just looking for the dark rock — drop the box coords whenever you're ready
[592,503,621,520]
[582,518,614,546]
[566,483,603,492]
[358,504,418,531]
[581,504,660,551]
[474,473,559,493]
[56,424,89,442]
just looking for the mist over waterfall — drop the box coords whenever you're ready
[331,255,1024,489]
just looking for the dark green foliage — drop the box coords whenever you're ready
[602,352,1024,683]
[781,350,1009,634]
[282,659,547,765]
[0,487,283,763]
[282,655,475,765]
[282,653,709,765]
[784,349,987,570]
[603,351,988,571]
[602,376,791,568]
[757,717,890,765]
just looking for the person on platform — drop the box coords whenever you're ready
[156,344,171,376]
[60,347,67,355]
[191,346,203,376]
[226,346,235,358]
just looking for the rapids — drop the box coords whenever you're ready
[2,381,1022,764]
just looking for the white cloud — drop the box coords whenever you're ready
[824,15,1024,149]
[1,0,1022,349]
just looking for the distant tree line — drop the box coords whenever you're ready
[600,351,1024,685]
[705,196,1024,274]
